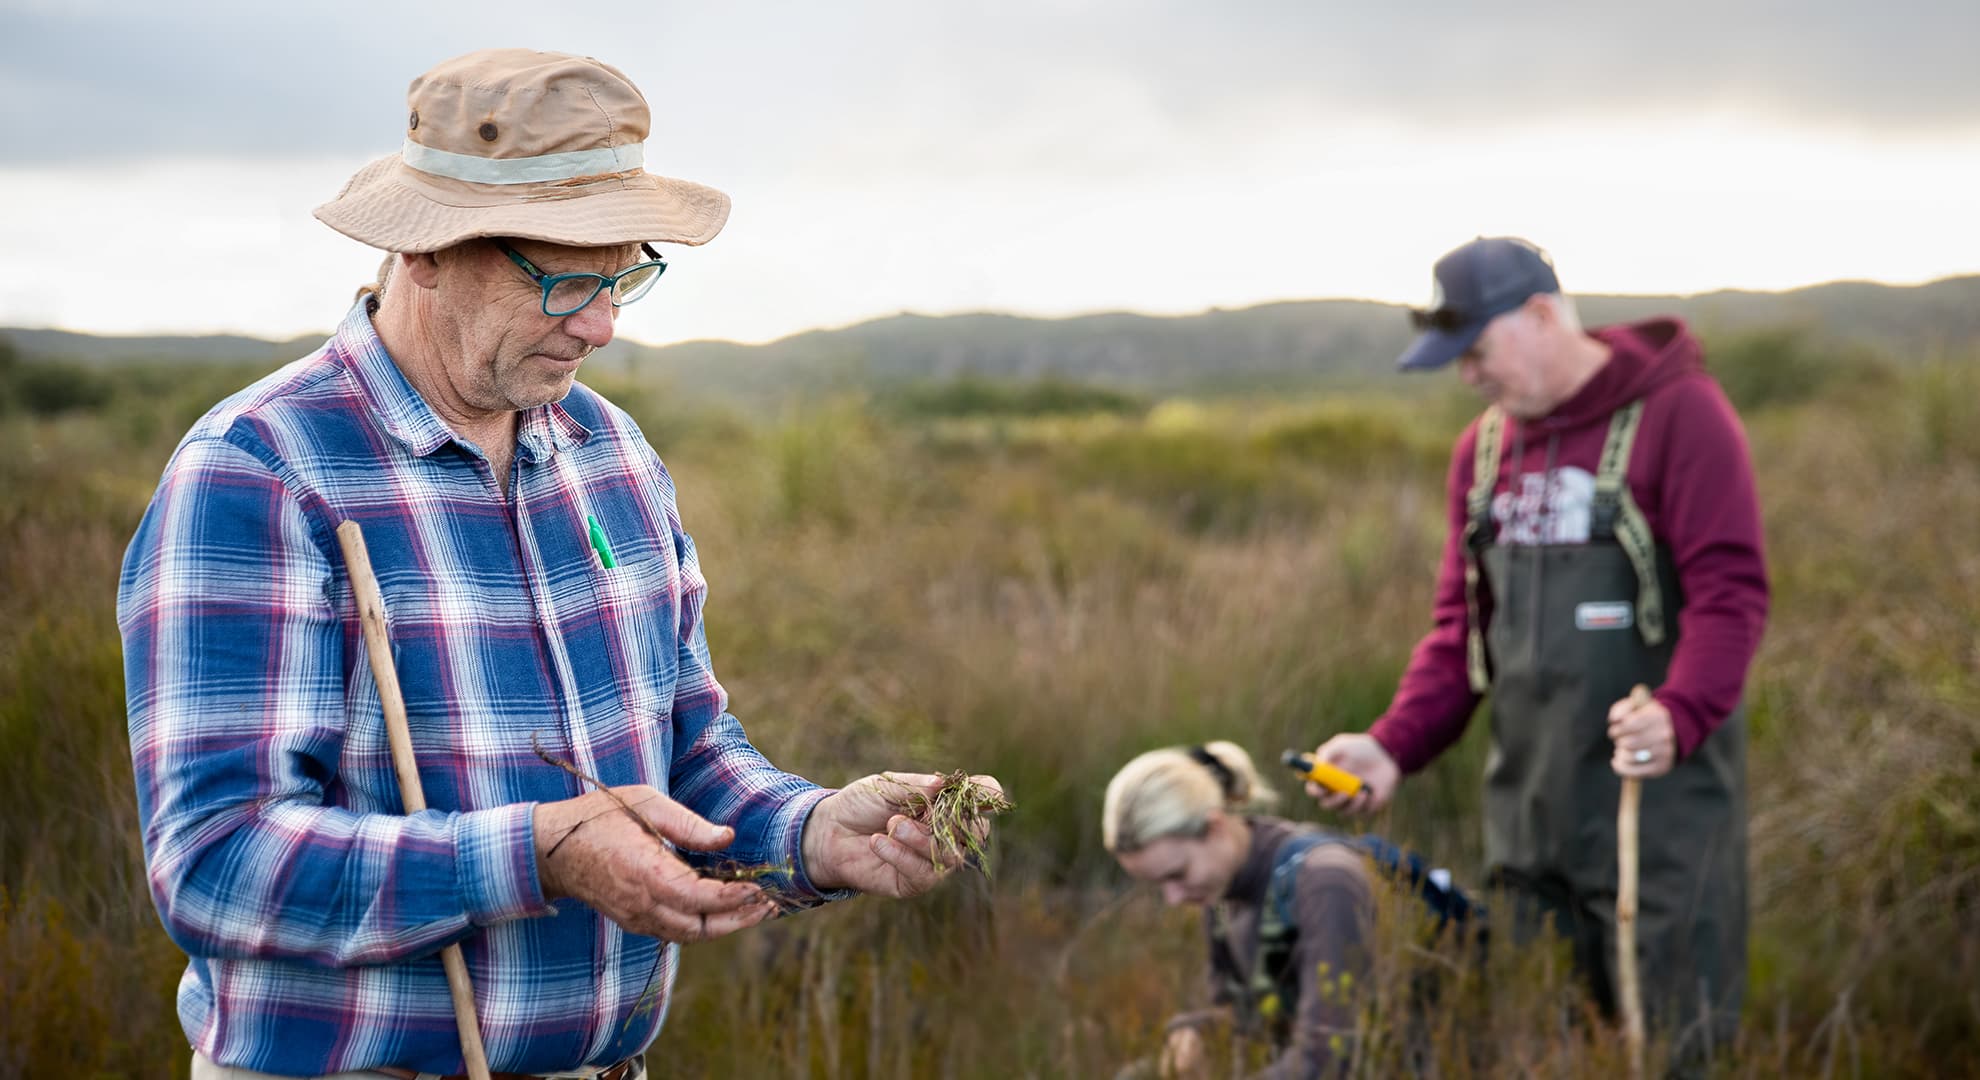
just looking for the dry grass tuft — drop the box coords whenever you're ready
[887,770,1016,875]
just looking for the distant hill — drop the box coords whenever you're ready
[614,275,1980,401]
[8,275,1978,403]
[1575,278,1980,360]
[1,327,324,368]
[607,300,1415,400]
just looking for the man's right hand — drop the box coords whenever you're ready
[533,785,777,944]
[1307,734,1402,813]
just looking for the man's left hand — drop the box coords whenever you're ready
[1608,692,1676,778]
[800,772,1004,896]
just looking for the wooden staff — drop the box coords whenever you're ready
[1616,683,1653,1080]
[337,521,494,1080]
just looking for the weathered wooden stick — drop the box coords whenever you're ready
[337,520,493,1080]
[1617,683,1653,1080]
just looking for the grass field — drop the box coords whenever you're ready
[1,334,1975,1076]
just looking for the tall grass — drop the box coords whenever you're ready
[1,341,1974,1076]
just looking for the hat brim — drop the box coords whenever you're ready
[313,155,732,253]
[1396,321,1487,371]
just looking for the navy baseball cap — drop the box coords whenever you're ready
[1396,236,1560,371]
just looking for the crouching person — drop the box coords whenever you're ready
[1104,742,1376,1078]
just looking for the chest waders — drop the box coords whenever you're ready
[1463,402,1746,1055]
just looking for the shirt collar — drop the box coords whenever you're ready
[1223,815,1294,905]
[517,393,591,463]
[334,301,593,462]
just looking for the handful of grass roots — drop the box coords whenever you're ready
[886,770,1014,875]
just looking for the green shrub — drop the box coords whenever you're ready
[1907,359,1980,465]
[1706,327,1888,412]
[5,360,115,416]
[881,376,1148,420]
[1070,427,1295,534]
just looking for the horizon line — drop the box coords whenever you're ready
[8,270,1977,352]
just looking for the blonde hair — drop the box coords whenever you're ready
[1102,741,1279,854]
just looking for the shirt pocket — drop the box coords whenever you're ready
[580,543,681,737]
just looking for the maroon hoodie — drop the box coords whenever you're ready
[1369,317,1769,771]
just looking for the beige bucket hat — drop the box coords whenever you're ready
[314,48,730,253]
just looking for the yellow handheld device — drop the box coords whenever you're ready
[1280,750,1365,796]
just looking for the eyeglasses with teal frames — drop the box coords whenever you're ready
[494,239,669,318]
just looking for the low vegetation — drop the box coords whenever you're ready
[1,329,1974,1076]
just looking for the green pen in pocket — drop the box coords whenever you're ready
[586,514,618,569]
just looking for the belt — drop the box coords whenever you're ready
[376,1061,638,1080]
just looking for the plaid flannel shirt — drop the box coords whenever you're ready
[118,304,837,1075]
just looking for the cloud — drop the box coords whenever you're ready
[4,0,1976,346]
[2,1,1975,168]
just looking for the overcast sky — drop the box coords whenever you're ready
[4,0,1978,345]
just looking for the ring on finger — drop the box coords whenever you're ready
[1632,748,1653,764]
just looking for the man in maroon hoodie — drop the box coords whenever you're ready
[1309,237,1767,1057]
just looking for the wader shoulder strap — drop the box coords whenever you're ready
[1463,407,1505,693]
[1248,831,1486,1032]
[1589,399,1666,646]
[1228,831,1342,1037]
[1206,904,1247,1012]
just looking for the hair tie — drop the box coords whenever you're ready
[1188,745,1237,797]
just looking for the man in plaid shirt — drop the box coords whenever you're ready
[117,49,999,1080]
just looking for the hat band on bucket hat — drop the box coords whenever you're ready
[314,48,732,253]
[400,140,646,186]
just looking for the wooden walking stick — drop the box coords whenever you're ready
[1616,683,1653,1080]
[337,521,494,1080]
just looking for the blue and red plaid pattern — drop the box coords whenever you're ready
[118,304,837,1075]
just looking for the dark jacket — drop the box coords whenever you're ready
[1196,816,1373,1079]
